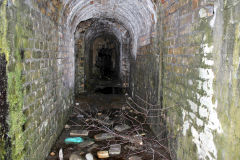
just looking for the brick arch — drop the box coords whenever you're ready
[62,0,157,58]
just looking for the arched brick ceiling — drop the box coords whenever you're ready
[62,0,157,58]
[84,19,129,45]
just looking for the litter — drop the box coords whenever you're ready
[64,137,84,144]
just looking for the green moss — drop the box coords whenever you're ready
[7,22,28,160]
[0,1,29,159]
[177,134,198,160]
[169,11,216,160]
[0,0,9,60]
[0,0,10,159]
[8,68,26,159]
[216,22,240,160]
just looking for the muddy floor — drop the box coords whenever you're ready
[46,94,170,160]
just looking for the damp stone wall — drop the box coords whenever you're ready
[0,0,74,159]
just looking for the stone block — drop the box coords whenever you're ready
[109,144,121,156]
[70,130,89,137]
[97,151,109,159]
[85,153,94,160]
[94,133,115,141]
[78,140,95,148]
[114,124,131,132]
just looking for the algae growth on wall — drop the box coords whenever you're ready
[161,0,240,159]
[0,0,74,159]
[0,0,10,159]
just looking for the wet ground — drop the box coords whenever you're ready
[46,93,170,160]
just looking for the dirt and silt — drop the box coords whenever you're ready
[46,93,171,160]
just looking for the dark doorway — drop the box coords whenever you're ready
[86,34,121,93]
[95,47,117,80]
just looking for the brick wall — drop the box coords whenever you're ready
[74,20,94,95]
[75,35,85,94]
[160,0,240,159]
[161,0,217,159]
[212,0,240,159]
[130,44,161,109]
[1,1,74,159]
[129,1,165,136]
[129,51,163,133]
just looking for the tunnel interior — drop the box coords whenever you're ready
[1,0,163,159]
[74,18,132,95]
[91,35,120,81]
[2,0,240,160]
[88,34,122,94]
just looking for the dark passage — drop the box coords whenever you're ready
[95,87,123,94]
[83,34,122,94]
[96,48,117,81]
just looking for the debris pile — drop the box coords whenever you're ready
[46,98,170,160]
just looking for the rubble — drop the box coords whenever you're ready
[130,135,143,145]
[94,133,115,141]
[140,133,146,136]
[128,156,142,160]
[78,140,95,148]
[97,151,109,159]
[87,144,99,152]
[85,153,94,160]
[77,114,84,118]
[114,124,131,132]
[124,145,138,151]
[94,118,114,126]
[50,152,55,156]
[69,152,84,160]
[64,137,84,144]
[46,97,171,160]
[109,144,121,155]
[65,124,71,129]
[59,148,63,160]
[70,130,89,137]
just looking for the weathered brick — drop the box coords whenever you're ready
[32,51,42,59]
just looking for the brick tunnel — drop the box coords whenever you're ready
[1,0,240,160]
